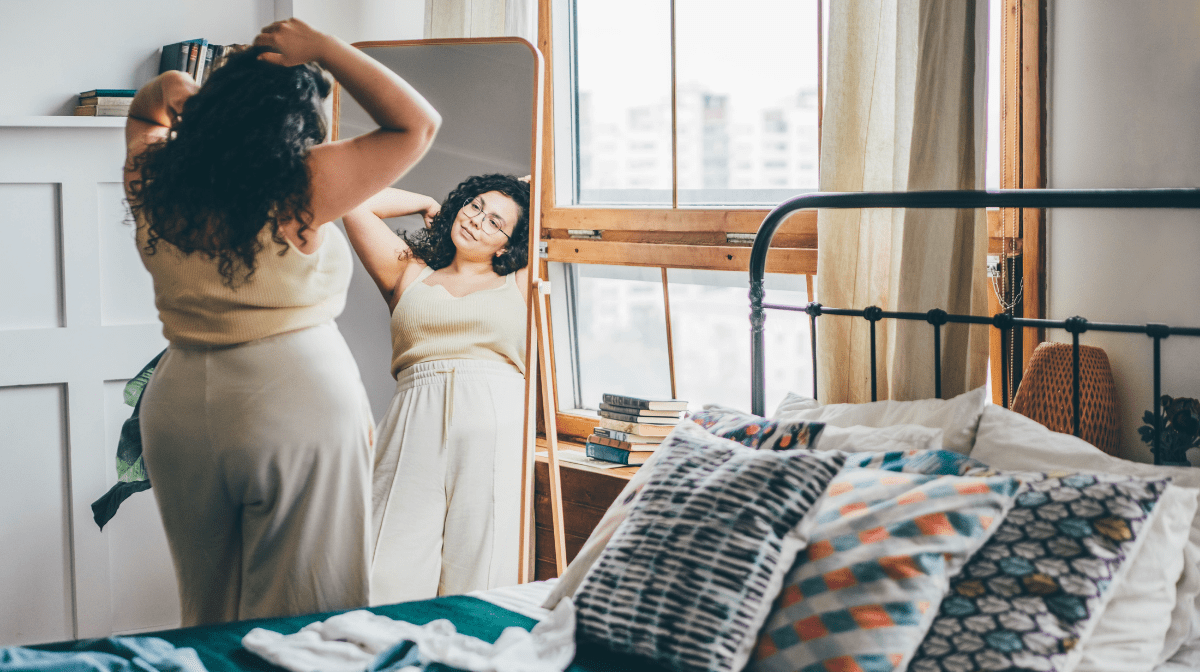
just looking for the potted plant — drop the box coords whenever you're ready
[1138,395,1200,466]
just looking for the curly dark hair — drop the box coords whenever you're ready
[127,46,332,287]
[402,174,530,275]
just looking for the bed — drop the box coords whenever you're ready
[19,188,1200,672]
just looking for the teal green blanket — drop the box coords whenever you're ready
[35,596,664,672]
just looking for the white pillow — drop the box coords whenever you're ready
[1075,484,1198,672]
[815,423,944,453]
[772,386,988,453]
[970,404,1200,515]
[1164,543,1200,666]
[971,403,1200,665]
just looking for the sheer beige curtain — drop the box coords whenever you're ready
[815,0,989,404]
[425,0,536,41]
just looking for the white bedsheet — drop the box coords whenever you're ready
[469,579,558,622]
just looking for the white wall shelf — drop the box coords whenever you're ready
[0,116,126,128]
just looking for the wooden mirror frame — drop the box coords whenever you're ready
[330,37,545,583]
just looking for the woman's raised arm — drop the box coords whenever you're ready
[342,188,440,307]
[124,71,198,190]
[253,19,442,226]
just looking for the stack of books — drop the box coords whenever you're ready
[585,393,689,466]
[74,89,136,116]
[159,39,235,86]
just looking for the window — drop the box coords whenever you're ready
[572,0,821,207]
[538,0,824,436]
[537,0,1039,436]
[548,263,814,416]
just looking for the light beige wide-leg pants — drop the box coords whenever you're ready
[140,322,375,626]
[370,358,525,605]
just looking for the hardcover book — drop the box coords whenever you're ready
[74,105,131,116]
[601,393,688,412]
[597,417,674,437]
[585,442,651,466]
[587,433,657,452]
[592,427,663,444]
[598,402,681,418]
[78,89,137,98]
[79,96,135,107]
[599,409,680,425]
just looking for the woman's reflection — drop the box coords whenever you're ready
[342,174,530,604]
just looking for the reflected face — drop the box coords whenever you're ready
[451,191,521,261]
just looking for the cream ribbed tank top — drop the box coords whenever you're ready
[390,266,527,378]
[136,219,352,347]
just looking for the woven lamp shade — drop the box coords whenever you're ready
[1011,342,1121,455]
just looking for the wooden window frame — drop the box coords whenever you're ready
[989,0,1046,407]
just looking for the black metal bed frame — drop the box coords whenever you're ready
[748,189,1200,464]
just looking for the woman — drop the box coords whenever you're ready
[341,174,530,604]
[124,19,441,625]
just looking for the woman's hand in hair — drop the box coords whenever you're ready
[253,18,335,67]
[421,198,441,228]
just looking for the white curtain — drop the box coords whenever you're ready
[815,0,989,404]
[425,0,536,42]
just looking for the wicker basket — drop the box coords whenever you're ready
[1011,341,1121,455]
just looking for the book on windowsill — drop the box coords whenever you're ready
[598,408,680,425]
[592,427,663,444]
[585,442,652,466]
[588,433,658,452]
[597,402,681,418]
[601,393,688,412]
[597,417,674,437]
[74,105,131,116]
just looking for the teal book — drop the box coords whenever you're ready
[585,441,652,466]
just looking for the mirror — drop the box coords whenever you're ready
[332,38,542,603]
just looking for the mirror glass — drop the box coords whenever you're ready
[332,38,540,603]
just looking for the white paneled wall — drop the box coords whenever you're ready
[0,384,71,645]
[0,122,172,644]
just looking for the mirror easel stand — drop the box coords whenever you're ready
[533,278,568,575]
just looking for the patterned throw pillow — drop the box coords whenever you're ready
[848,448,990,476]
[750,467,1021,672]
[691,404,825,450]
[574,420,845,672]
[908,473,1170,672]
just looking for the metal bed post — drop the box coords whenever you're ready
[864,306,882,402]
[807,303,821,403]
[1148,323,1169,462]
[1063,316,1089,438]
[927,309,948,400]
[750,275,767,416]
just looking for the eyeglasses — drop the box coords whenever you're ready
[462,198,510,239]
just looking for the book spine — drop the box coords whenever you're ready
[79,97,135,106]
[585,442,633,465]
[592,427,625,441]
[602,393,652,410]
[598,417,672,436]
[202,46,215,82]
[193,41,209,86]
[158,43,176,74]
[586,434,646,451]
[599,402,680,417]
[186,42,199,77]
[599,409,677,425]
